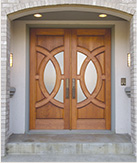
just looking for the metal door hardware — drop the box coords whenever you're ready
[72,78,76,99]
[66,78,69,99]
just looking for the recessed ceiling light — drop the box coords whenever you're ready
[99,14,107,18]
[34,13,42,18]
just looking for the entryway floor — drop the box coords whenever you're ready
[3,134,136,162]
[7,133,132,143]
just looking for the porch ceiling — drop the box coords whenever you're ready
[14,11,126,21]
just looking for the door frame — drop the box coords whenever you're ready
[25,23,115,134]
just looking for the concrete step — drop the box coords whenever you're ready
[6,134,133,155]
[2,154,136,162]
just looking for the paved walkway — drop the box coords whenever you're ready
[1,154,136,162]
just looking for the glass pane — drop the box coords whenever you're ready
[85,61,97,94]
[77,80,87,103]
[77,52,87,75]
[44,60,56,94]
[54,52,64,74]
[54,80,64,103]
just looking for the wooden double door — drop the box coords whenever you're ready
[30,29,111,130]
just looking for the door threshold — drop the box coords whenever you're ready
[27,130,114,134]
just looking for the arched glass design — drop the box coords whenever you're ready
[54,80,64,103]
[44,60,56,94]
[77,80,87,103]
[54,52,64,74]
[77,52,87,75]
[85,61,97,94]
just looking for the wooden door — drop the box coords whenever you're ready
[71,29,111,130]
[30,29,71,129]
[29,29,111,130]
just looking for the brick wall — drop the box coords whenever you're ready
[1,0,137,157]
[130,12,137,157]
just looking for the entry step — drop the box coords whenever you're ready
[6,134,133,155]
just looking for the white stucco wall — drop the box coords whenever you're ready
[10,22,26,133]
[115,22,131,134]
[9,20,130,134]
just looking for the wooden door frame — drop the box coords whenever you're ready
[25,24,115,133]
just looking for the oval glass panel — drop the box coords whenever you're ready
[54,52,64,74]
[77,52,87,75]
[44,60,56,94]
[77,80,87,103]
[85,61,97,94]
[54,80,64,103]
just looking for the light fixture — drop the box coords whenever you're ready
[10,53,13,67]
[127,53,131,67]
[34,13,42,18]
[99,14,107,18]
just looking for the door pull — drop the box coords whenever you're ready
[72,78,76,99]
[66,78,69,99]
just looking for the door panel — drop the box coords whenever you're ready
[30,29,71,129]
[30,28,111,130]
[71,29,111,130]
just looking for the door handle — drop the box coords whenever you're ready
[72,78,76,99]
[66,78,69,99]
